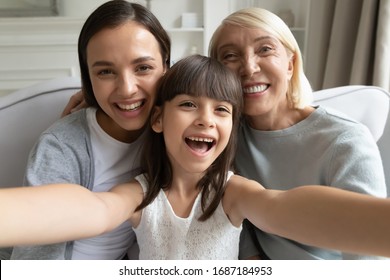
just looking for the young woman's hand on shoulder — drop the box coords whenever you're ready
[61,90,87,117]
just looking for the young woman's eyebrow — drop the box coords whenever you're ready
[91,56,156,68]
[91,61,113,67]
[132,56,156,64]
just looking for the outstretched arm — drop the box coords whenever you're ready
[226,175,390,258]
[0,183,140,247]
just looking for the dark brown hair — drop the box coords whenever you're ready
[78,0,171,108]
[136,55,243,221]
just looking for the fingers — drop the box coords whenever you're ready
[60,91,86,118]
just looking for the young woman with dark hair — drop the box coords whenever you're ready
[10,0,170,260]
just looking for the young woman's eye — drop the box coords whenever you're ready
[136,65,153,73]
[97,69,115,76]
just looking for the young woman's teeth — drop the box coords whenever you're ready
[243,85,268,94]
[118,101,143,111]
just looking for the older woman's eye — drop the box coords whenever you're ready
[259,45,274,54]
[261,46,271,52]
[221,52,238,61]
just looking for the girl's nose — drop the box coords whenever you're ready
[195,108,216,128]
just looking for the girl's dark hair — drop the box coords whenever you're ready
[78,0,171,108]
[136,54,243,221]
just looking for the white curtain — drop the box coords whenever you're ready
[306,0,390,92]
[374,0,390,91]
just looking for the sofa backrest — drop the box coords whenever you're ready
[0,77,81,187]
[313,85,390,194]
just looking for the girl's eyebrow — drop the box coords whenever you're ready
[91,56,156,67]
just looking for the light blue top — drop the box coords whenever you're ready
[10,109,143,260]
[236,106,387,259]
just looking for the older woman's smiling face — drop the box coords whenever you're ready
[215,24,294,123]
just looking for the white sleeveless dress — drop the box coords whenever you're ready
[133,172,242,259]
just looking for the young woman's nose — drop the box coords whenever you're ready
[239,54,261,78]
[117,73,138,97]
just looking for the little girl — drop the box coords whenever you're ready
[1,55,390,259]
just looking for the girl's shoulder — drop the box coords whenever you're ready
[223,175,265,226]
[111,178,144,199]
[225,175,263,196]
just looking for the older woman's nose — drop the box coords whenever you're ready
[240,55,261,78]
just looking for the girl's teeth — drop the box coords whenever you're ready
[186,137,214,153]
[187,136,213,143]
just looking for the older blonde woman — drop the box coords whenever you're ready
[209,8,386,260]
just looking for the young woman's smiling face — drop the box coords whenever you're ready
[152,94,233,175]
[215,24,294,124]
[87,21,166,142]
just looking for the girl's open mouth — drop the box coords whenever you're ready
[185,136,216,153]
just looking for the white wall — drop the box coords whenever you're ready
[57,0,108,18]
[0,0,310,95]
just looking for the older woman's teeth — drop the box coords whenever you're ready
[243,85,268,94]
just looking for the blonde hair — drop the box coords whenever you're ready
[209,7,312,109]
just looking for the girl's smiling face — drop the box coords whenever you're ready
[87,21,166,142]
[215,24,294,123]
[152,94,233,175]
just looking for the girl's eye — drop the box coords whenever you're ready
[180,101,196,108]
[216,106,232,114]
